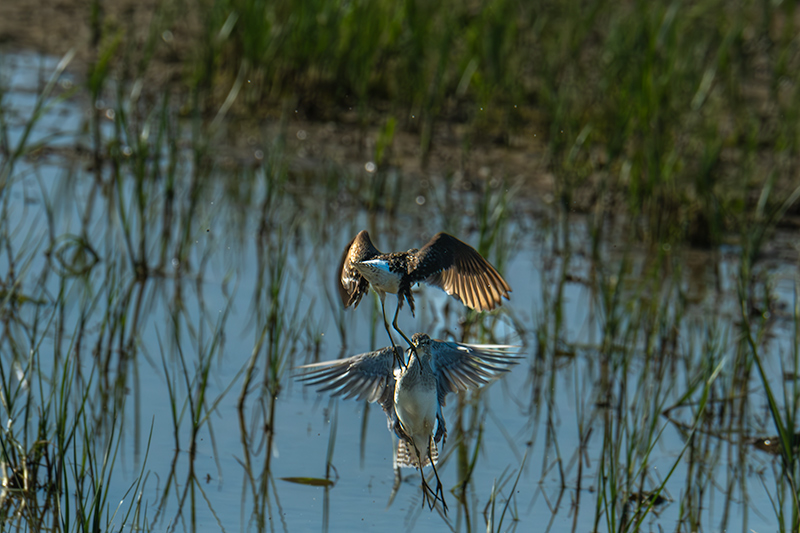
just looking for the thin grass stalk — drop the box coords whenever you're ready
[0,50,76,190]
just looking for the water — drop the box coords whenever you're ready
[1,51,797,532]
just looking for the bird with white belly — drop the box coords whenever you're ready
[296,333,519,511]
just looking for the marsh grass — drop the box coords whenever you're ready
[484,451,526,532]
[0,283,154,532]
[0,52,156,532]
[731,179,800,531]
[142,0,800,250]
[513,190,800,532]
[3,1,800,531]
[8,0,800,247]
[1,50,260,532]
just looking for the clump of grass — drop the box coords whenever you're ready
[730,176,800,530]
[518,200,800,530]
[0,294,153,532]
[0,51,156,531]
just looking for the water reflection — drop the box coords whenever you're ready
[0,51,798,532]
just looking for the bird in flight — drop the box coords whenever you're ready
[337,231,511,366]
[296,333,519,512]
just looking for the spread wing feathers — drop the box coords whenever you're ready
[429,340,520,407]
[396,437,438,468]
[295,346,397,404]
[337,230,381,308]
[411,232,511,312]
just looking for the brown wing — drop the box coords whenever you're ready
[337,230,382,308]
[409,232,511,312]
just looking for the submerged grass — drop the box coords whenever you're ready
[519,189,800,531]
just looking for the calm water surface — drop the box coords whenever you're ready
[1,51,796,532]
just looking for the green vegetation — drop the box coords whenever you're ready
[1,0,800,531]
[155,0,800,247]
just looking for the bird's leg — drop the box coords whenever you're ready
[427,437,448,514]
[410,441,447,513]
[380,298,406,369]
[391,299,417,356]
[412,442,437,511]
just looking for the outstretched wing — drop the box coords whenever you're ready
[337,230,381,309]
[428,339,519,407]
[409,232,511,312]
[295,346,397,406]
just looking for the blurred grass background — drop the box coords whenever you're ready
[2,0,800,246]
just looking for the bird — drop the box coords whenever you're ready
[295,333,519,512]
[337,231,512,366]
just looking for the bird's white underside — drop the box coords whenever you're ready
[354,259,402,293]
[394,379,437,465]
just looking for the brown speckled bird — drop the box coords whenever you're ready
[337,231,511,365]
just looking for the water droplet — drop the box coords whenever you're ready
[365,161,376,173]
[254,150,264,160]
[105,109,115,120]
[171,258,179,268]
[297,130,307,140]
[162,30,174,43]
[416,195,426,205]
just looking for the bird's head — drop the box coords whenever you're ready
[411,332,432,349]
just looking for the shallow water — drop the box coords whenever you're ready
[1,51,797,532]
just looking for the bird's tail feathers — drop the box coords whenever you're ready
[395,437,438,468]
